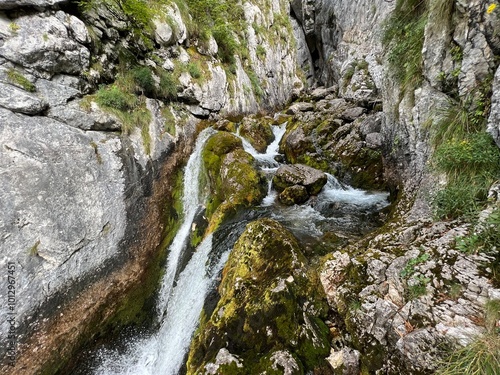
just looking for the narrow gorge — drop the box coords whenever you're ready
[0,0,499,374]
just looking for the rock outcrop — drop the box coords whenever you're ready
[0,0,308,372]
[186,218,331,374]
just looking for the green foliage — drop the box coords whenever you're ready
[212,25,238,65]
[407,275,430,299]
[246,69,264,100]
[187,62,202,79]
[401,253,430,278]
[401,253,430,299]
[429,95,489,147]
[96,85,135,111]
[437,300,500,375]
[383,0,428,93]
[256,45,266,60]
[433,134,500,176]
[7,69,36,92]
[432,134,500,219]
[456,209,500,254]
[132,66,155,96]
[8,22,19,33]
[159,71,178,101]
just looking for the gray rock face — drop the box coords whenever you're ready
[488,65,500,147]
[273,164,327,195]
[0,108,126,341]
[0,13,90,75]
[0,0,67,9]
[0,82,48,114]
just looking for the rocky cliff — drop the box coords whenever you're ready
[1,0,499,374]
[0,0,309,373]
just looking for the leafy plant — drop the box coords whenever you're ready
[187,62,202,79]
[401,253,430,278]
[159,71,177,101]
[132,66,156,96]
[456,209,500,254]
[432,133,500,219]
[9,22,20,34]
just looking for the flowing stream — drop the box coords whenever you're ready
[87,122,390,375]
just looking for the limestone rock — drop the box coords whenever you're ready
[0,13,90,75]
[0,82,48,114]
[488,65,500,147]
[278,185,309,206]
[186,218,330,373]
[273,164,327,195]
[239,117,275,153]
[0,0,67,9]
[286,102,315,115]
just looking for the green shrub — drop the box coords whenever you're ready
[187,62,202,79]
[433,174,494,220]
[95,85,135,111]
[213,25,238,64]
[383,0,428,93]
[457,209,500,254]
[433,133,500,176]
[159,71,177,101]
[132,66,155,96]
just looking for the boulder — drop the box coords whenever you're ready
[286,101,315,115]
[0,13,90,75]
[278,185,309,205]
[0,0,68,9]
[273,164,327,195]
[186,218,331,374]
[239,117,275,153]
[0,82,48,114]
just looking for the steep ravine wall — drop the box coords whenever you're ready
[0,0,310,373]
[295,0,500,374]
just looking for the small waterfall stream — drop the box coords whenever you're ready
[89,122,390,375]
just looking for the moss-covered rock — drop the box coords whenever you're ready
[186,219,331,374]
[239,117,275,153]
[202,132,266,232]
[279,185,309,205]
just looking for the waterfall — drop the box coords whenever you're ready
[155,127,215,318]
[89,122,390,375]
[93,127,222,375]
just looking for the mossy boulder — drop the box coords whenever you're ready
[202,132,266,232]
[239,117,275,153]
[278,185,309,205]
[186,219,331,374]
[273,164,327,196]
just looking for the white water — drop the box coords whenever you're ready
[92,123,390,375]
[94,128,219,375]
[156,127,215,317]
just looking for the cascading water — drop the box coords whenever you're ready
[88,122,390,375]
[92,128,221,375]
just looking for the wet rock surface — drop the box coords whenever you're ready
[187,219,331,374]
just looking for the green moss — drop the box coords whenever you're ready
[7,69,36,92]
[187,219,330,374]
[201,132,266,232]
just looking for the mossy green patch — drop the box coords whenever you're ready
[202,132,266,232]
[186,219,330,374]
